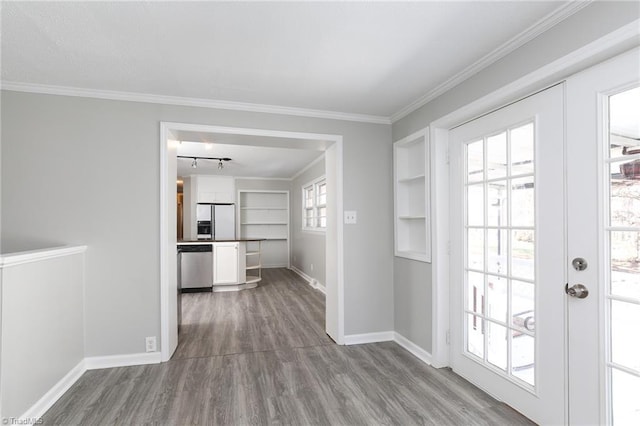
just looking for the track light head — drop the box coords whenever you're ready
[218,160,224,170]
[191,158,197,168]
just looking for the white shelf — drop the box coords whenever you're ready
[241,222,288,225]
[246,265,261,270]
[246,275,261,284]
[241,207,287,210]
[246,251,260,256]
[397,174,426,183]
[394,128,431,263]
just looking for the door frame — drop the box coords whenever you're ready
[159,122,345,361]
[428,20,639,369]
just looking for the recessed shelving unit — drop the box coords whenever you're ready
[394,127,431,262]
[238,190,290,268]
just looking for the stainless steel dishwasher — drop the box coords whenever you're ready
[178,244,213,292]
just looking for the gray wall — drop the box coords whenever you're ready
[392,1,640,353]
[1,92,393,356]
[290,158,326,286]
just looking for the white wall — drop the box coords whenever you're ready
[290,158,326,287]
[1,94,394,356]
[0,248,85,418]
[391,1,640,353]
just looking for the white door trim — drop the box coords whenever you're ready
[428,20,639,368]
[160,122,345,361]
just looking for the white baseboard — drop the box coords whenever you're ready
[289,266,326,294]
[343,331,395,345]
[84,351,162,370]
[394,332,433,366]
[20,359,86,420]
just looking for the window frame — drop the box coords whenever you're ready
[302,176,327,232]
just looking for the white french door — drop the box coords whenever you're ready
[450,48,640,425]
[566,48,640,425]
[450,84,566,424]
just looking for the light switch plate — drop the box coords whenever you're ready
[344,211,357,224]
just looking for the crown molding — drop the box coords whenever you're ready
[390,0,593,123]
[0,81,391,125]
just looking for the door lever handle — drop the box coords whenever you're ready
[565,283,589,299]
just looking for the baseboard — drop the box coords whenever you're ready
[19,359,86,421]
[84,351,162,370]
[343,331,395,345]
[393,332,433,366]
[289,266,325,294]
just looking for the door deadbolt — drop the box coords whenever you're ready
[572,257,588,271]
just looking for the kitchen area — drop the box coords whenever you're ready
[177,174,266,294]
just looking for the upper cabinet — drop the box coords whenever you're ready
[394,128,431,262]
[197,175,235,204]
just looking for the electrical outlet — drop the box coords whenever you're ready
[344,210,357,224]
[145,336,157,353]
[310,263,314,271]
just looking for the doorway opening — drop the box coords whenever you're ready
[160,122,345,361]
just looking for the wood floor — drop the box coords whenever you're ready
[42,268,534,425]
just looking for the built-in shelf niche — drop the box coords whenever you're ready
[394,127,431,262]
[238,190,290,268]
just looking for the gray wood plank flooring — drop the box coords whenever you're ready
[42,268,535,425]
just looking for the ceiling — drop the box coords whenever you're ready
[1,1,580,120]
[176,138,325,179]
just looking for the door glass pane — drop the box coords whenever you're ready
[609,161,640,228]
[512,176,535,227]
[611,300,640,372]
[467,314,484,359]
[512,280,535,332]
[467,140,484,182]
[468,184,484,226]
[487,132,507,179]
[487,321,508,371]
[610,231,640,299]
[510,123,534,175]
[467,228,484,271]
[467,271,485,315]
[487,275,507,322]
[487,181,507,227]
[487,228,507,274]
[512,333,535,386]
[609,86,640,159]
[511,230,535,280]
[611,369,640,426]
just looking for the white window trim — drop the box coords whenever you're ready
[302,175,327,233]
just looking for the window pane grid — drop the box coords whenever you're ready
[302,178,327,231]
[464,121,536,388]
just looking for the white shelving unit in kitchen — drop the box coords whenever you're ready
[238,190,290,268]
[245,240,262,284]
[394,127,431,262]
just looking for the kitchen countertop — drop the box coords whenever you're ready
[177,238,265,245]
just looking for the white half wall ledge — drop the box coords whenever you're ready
[289,265,326,294]
[0,245,88,268]
[84,352,162,370]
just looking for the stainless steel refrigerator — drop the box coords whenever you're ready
[196,203,236,240]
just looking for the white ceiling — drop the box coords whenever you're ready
[1,1,577,119]
[176,138,324,179]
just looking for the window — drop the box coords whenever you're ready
[302,177,327,231]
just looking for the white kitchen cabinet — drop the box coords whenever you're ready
[213,242,246,285]
[197,175,235,203]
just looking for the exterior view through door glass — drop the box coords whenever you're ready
[607,85,640,426]
[450,84,565,425]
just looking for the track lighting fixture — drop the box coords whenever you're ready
[178,156,232,170]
